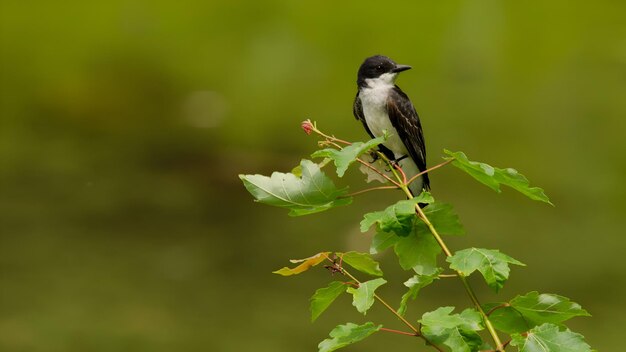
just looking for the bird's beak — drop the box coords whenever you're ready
[392,64,412,73]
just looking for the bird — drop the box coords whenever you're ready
[353,55,429,197]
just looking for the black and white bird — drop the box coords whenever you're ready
[353,55,429,196]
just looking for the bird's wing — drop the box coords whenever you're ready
[353,92,375,139]
[387,86,430,189]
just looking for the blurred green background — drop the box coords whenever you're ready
[1,1,624,351]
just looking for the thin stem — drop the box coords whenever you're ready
[501,339,512,350]
[414,205,453,257]
[319,139,401,188]
[311,126,352,145]
[406,159,454,186]
[438,274,458,278]
[460,276,504,350]
[394,162,408,185]
[486,303,510,317]
[323,254,444,352]
[374,151,413,196]
[355,158,402,187]
[413,203,505,351]
[341,185,398,198]
[379,327,419,337]
[337,267,418,333]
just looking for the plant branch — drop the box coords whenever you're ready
[318,135,402,188]
[486,303,510,317]
[341,185,398,198]
[355,158,402,187]
[337,266,419,333]
[379,327,418,337]
[374,151,413,196]
[310,122,504,350]
[410,199,505,351]
[322,254,444,352]
[306,120,352,145]
[406,159,454,186]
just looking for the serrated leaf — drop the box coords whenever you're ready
[339,251,383,276]
[447,248,525,292]
[312,136,385,177]
[420,307,483,330]
[318,322,382,352]
[416,202,465,236]
[394,228,441,275]
[346,278,386,314]
[510,323,591,352]
[510,291,591,325]
[239,159,352,216]
[486,292,592,333]
[310,281,347,322]
[361,193,434,237]
[273,252,330,276]
[444,150,552,205]
[420,307,485,352]
[482,304,530,334]
[398,270,441,316]
[369,231,399,255]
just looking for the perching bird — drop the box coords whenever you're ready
[353,55,429,196]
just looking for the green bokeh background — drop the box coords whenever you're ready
[1,1,624,351]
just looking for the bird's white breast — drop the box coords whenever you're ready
[359,78,408,157]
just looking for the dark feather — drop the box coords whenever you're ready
[353,93,372,137]
[386,86,430,189]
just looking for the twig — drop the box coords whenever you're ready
[413,203,505,351]
[438,274,458,278]
[486,303,510,317]
[355,158,402,187]
[340,185,398,198]
[321,253,445,352]
[406,159,454,186]
[379,327,418,337]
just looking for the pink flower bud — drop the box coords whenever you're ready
[301,120,314,135]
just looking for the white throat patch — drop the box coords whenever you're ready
[364,72,397,89]
[358,72,407,158]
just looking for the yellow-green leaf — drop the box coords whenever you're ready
[273,252,331,276]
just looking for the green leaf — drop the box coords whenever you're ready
[310,281,347,322]
[485,292,590,334]
[420,307,485,352]
[346,278,386,314]
[416,202,465,236]
[482,304,530,334]
[273,252,331,276]
[360,199,417,236]
[398,270,441,316]
[318,322,382,352]
[369,231,399,255]
[444,150,552,205]
[361,193,434,237]
[394,228,441,275]
[420,307,483,331]
[312,136,385,177]
[510,291,591,325]
[447,248,525,292]
[239,159,352,216]
[510,323,592,352]
[340,251,383,276]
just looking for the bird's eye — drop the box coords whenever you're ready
[376,65,383,70]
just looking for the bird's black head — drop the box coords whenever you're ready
[357,55,411,87]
